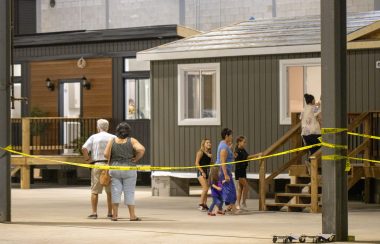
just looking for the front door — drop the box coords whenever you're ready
[59,80,82,154]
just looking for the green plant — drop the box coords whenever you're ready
[30,107,49,136]
[73,133,90,155]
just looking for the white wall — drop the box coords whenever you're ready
[36,0,378,33]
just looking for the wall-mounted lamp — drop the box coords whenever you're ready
[82,76,91,90]
[46,78,55,91]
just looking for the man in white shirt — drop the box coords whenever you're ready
[82,119,116,219]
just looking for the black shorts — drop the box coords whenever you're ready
[235,168,247,180]
[197,168,209,179]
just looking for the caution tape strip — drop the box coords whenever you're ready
[1,126,379,171]
[0,143,321,171]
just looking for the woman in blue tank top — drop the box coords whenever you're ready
[216,128,237,213]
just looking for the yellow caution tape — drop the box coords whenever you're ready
[321,128,348,134]
[347,132,380,140]
[0,143,322,171]
[1,126,378,171]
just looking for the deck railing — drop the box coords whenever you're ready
[11,117,111,155]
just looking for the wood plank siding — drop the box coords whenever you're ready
[30,58,112,118]
[151,49,380,173]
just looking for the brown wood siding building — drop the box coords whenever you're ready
[30,58,112,117]
[13,25,197,164]
[150,49,380,173]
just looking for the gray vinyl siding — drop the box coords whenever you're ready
[347,49,380,112]
[151,53,320,173]
[151,48,380,173]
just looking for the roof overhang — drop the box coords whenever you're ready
[137,44,321,61]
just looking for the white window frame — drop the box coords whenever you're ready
[178,63,221,126]
[279,58,321,125]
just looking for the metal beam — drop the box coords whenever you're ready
[0,0,11,222]
[321,0,348,241]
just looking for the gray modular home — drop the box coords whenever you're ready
[138,12,380,197]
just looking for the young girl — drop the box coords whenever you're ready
[207,166,225,216]
[234,136,261,210]
[194,138,212,211]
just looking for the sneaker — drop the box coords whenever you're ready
[87,214,97,219]
[107,214,113,218]
[203,204,209,211]
[207,212,216,216]
[198,204,207,211]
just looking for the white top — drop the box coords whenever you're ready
[301,104,321,136]
[82,131,116,161]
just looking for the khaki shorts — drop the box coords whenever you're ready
[91,165,111,194]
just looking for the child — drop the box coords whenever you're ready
[208,166,225,216]
[234,136,261,210]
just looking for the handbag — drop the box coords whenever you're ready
[99,169,110,186]
[100,139,113,186]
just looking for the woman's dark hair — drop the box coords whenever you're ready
[235,135,246,153]
[209,166,220,184]
[304,93,315,105]
[221,128,232,140]
[115,121,131,139]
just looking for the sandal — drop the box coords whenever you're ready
[130,217,141,221]
[87,214,98,219]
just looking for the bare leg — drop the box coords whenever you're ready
[127,205,137,220]
[241,178,248,206]
[91,193,98,214]
[112,203,119,220]
[106,192,112,215]
[236,179,243,208]
[198,176,209,205]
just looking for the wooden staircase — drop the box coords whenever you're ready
[266,164,322,212]
[259,112,380,213]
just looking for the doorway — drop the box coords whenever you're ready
[59,80,82,155]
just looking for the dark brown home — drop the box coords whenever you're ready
[11,25,199,188]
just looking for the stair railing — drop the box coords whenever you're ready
[309,150,321,213]
[259,113,305,211]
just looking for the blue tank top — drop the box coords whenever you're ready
[216,140,234,171]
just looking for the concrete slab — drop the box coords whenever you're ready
[1,186,380,243]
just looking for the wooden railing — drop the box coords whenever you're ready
[309,150,321,213]
[11,117,111,154]
[259,114,306,210]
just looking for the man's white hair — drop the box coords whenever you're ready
[97,119,109,132]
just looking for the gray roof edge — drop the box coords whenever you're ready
[14,25,182,48]
[137,44,321,61]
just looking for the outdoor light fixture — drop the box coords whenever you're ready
[82,76,91,90]
[45,78,55,91]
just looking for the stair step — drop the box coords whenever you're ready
[286,184,322,193]
[266,203,312,212]
[275,193,322,204]
[276,193,319,197]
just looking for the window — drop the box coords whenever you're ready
[123,58,151,120]
[178,63,220,126]
[11,64,21,77]
[124,58,150,72]
[125,78,150,120]
[279,58,321,125]
[11,83,22,118]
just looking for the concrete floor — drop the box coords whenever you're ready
[1,186,380,244]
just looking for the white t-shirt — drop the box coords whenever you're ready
[300,104,321,136]
[82,131,116,161]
